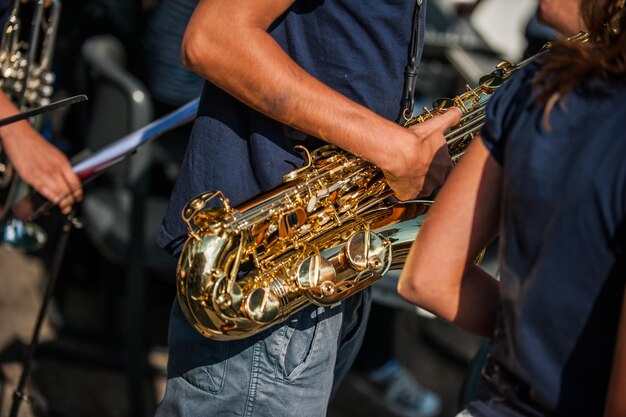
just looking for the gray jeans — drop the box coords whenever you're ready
[155,289,371,417]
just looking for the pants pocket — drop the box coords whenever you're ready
[169,341,230,394]
[166,301,231,394]
[275,305,320,382]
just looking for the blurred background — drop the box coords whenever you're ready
[0,0,554,416]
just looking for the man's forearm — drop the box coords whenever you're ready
[181,0,413,176]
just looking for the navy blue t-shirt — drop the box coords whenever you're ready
[469,62,626,416]
[143,0,202,106]
[158,0,426,254]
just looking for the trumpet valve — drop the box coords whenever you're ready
[39,84,53,97]
[42,71,55,85]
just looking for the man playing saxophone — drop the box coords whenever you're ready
[154,1,459,416]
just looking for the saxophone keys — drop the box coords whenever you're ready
[320,281,336,297]
[190,197,205,211]
[368,256,384,273]
[495,60,513,73]
[344,230,389,273]
[278,207,307,237]
[212,277,243,317]
[295,254,337,291]
[282,145,313,182]
[245,287,281,324]
[216,293,233,309]
[306,195,317,212]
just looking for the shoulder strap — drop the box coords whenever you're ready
[399,0,425,122]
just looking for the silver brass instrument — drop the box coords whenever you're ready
[0,0,59,109]
[177,33,589,340]
[0,0,61,250]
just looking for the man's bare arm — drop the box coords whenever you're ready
[182,0,460,199]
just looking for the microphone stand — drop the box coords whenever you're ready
[5,97,199,417]
[8,212,80,417]
[0,95,88,417]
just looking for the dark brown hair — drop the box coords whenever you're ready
[534,0,626,109]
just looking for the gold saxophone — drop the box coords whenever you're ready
[176,33,589,340]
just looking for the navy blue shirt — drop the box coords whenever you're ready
[143,0,203,107]
[158,0,425,255]
[470,62,626,416]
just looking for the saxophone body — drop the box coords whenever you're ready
[177,33,589,340]
[178,148,429,340]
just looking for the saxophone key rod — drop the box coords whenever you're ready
[445,113,486,143]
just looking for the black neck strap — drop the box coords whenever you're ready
[400,0,424,122]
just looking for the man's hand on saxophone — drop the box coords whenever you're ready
[181,0,461,204]
[382,108,461,201]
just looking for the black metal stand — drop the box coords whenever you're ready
[9,212,76,417]
[0,96,88,128]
